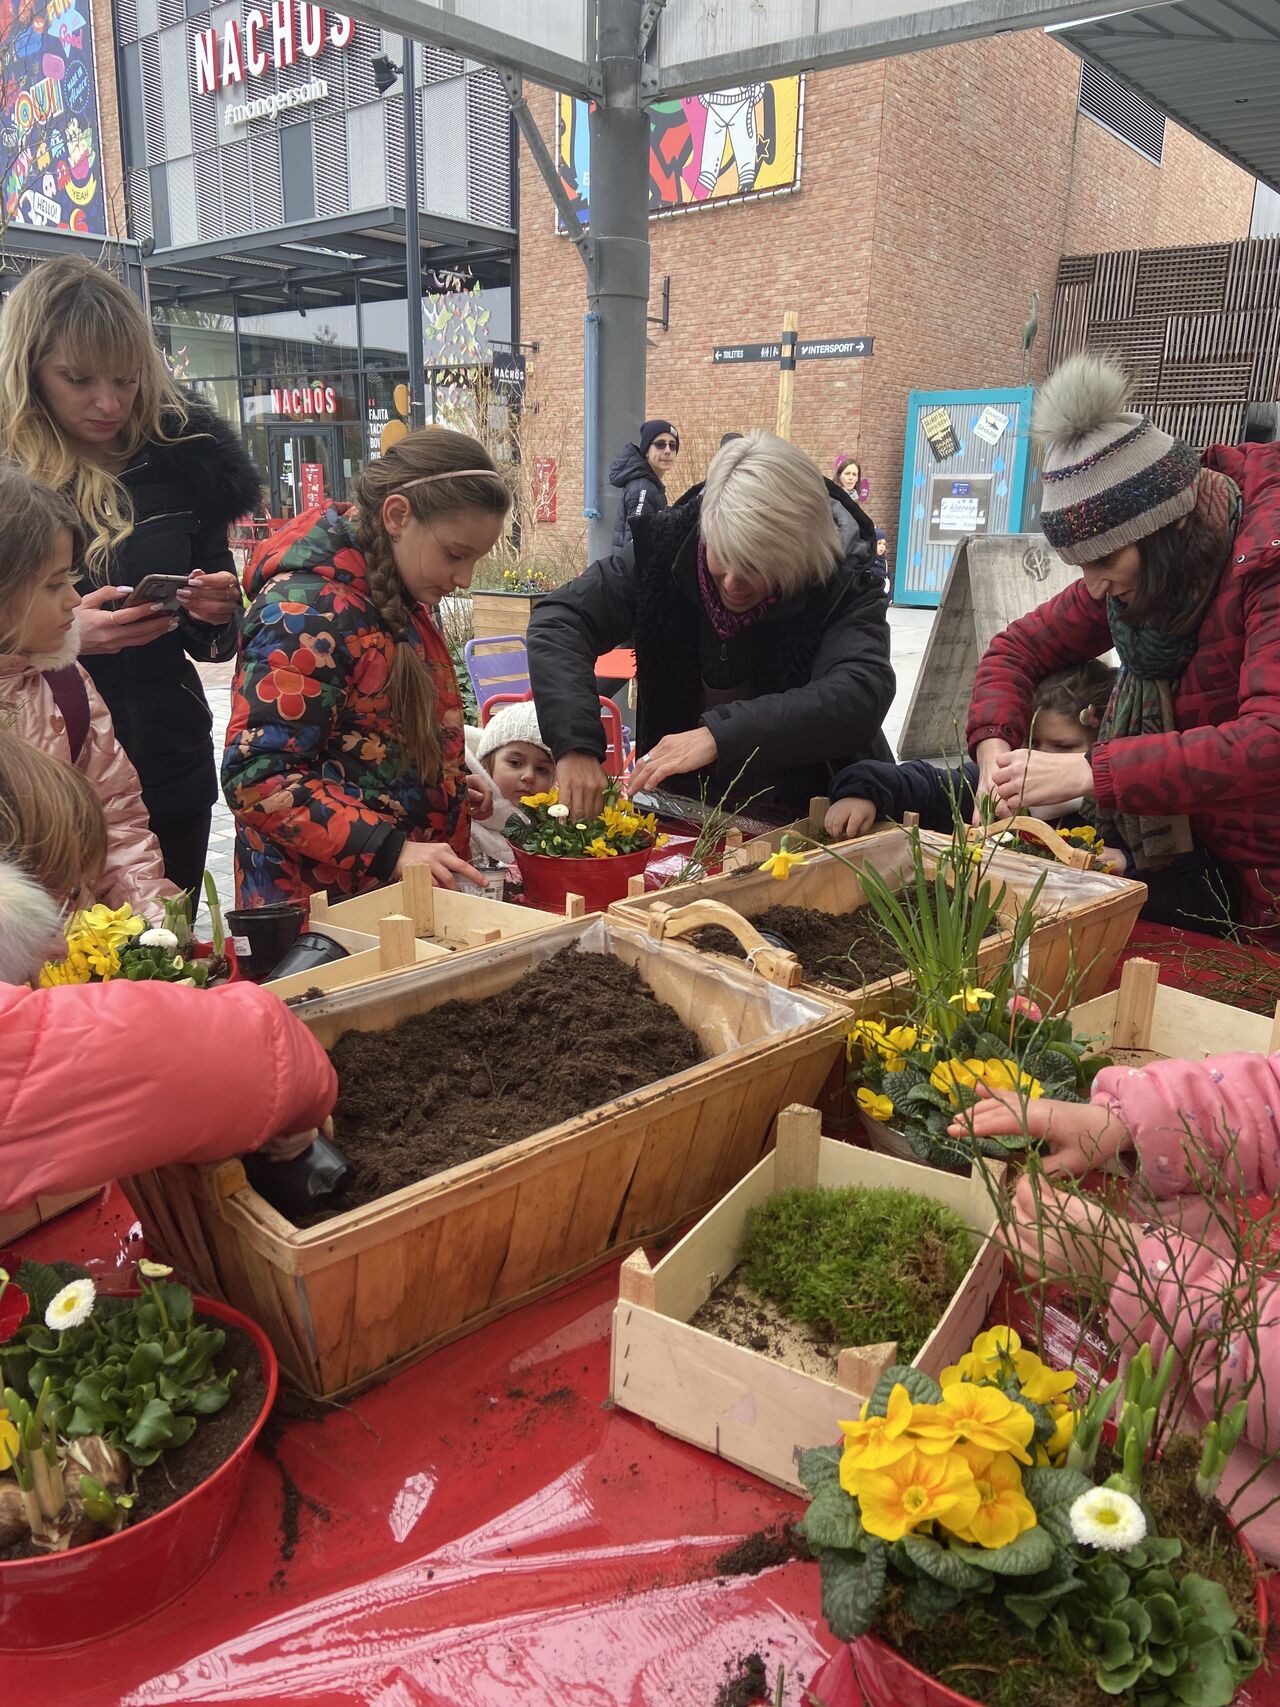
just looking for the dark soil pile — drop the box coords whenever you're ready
[312,948,705,1221]
[0,1320,265,1560]
[692,904,905,989]
[716,1522,811,1577]
[714,1652,770,1706]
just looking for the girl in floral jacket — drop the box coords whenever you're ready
[224,428,509,905]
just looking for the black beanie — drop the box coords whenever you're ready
[640,419,679,455]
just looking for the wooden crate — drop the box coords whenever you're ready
[610,1105,1005,1492]
[471,589,543,640]
[122,917,845,1398]
[0,1188,101,1246]
[1070,956,1280,1064]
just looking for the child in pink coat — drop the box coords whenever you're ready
[955,1053,1280,1563]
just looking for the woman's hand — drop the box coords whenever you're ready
[1003,1174,1127,1294]
[825,796,877,839]
[260,1115,335,1163]
[393,841,485,890]
[992,749,1093,815]
[627,727,717,797]
[972,737,1012,825]
[464,772,492,816]
[76,585,177,655]
[556,752,609,824]
[949,1084,1131,1176]
[176,570,242,625]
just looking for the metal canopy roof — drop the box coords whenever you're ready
[1056,2,1280,192]
[145,207,515,308]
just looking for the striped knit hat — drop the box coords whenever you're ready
[1034,355,1200,565]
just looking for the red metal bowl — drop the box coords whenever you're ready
[517,845,654,913]
[0,1293,278,1651]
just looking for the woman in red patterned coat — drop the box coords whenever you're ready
[967,354,1280,933]
[223,429,509,905]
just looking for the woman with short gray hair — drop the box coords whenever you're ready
[529,430,894,823]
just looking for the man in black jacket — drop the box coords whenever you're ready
[531,431,895,824]
[609,418,680,547]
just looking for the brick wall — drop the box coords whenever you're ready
[517,30,1255,562]
[90,0,127,240]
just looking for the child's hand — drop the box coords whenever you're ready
[949,1085,1131,1176]
[1004,1173,1126,1293]
[825,797,877,839]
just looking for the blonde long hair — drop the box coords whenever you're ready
[0,465,85,653]
[0,727,107,903]
[351,427,510,784]
[0,257,190,579]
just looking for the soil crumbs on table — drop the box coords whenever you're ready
[692,903,905,989]
[690,1276,838,1379]
[714,1652,770,1706]
[716,1521,811,1577]
[0,1320,264,1560]
[313,947,705,1221]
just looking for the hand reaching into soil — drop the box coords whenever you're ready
[825,797,877,839]
[261,1115,334,1162]
[949,1086,1131,1176]
[556,751,609,824]
[1003,1172,1127,1294]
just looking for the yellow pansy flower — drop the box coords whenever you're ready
[855,1447,981,1544]
[911,1384,1036,1463]
[586,837,618,860]
[1013,1350,1077,1405]
[949,986,996,1013]
[1045,1404,1076,1463]
[520,791,557,809]
[838,1383,915,1480]
[929,1058,983,1105]
[760,850,808,881]
[856,1087,894,1124]
[941,1446,1038,1550]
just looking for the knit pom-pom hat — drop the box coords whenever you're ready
[475,699,553,764]
[1034,354,1200,565]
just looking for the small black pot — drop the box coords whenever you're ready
[243,1136,353,1222]
[226,905,305,982]
[267,930,351,982]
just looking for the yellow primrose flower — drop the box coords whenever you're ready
[1013,1350,1077,1405]
[911,1383,1036,1463]
[856,1087,894,1124]
[940,1351,983,1388]
[74,904,145,950]
[760,850,808,881]
[1066,825,1098,846]
[855,1446,981,1544]
[941,1446,1038,1550]
[970,1326,1021,1369]
[520,790,557,809]
[838,1383,916,1480]
[1045,1405,1076,1463]
[654,834,669,848]
[949,987,996,1013]
[84,944,121,979]
[978,1059,1045,1100]
[929,1058,983,1106]
[0,1401,18,1472]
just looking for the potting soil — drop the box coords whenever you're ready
[691,904,905,988]
[314,947,705,1220]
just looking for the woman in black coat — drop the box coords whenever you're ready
[530,430,895,824]
[609,418,680,546]
[0,258,261,893]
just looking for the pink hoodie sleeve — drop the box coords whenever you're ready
[1091,1052,1280,1200]
[76,668,176,914]
[0,979,337,1209]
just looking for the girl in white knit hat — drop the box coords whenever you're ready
[474,699,557,807]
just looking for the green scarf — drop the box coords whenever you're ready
[1094,470,1240,871]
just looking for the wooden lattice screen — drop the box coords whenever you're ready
[1049,237,1280,448]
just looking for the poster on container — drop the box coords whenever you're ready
[556,76,803,228]
[1,0,106,235]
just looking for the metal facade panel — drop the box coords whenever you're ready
[465,69,511,229]
[167,154,199,245]
[313,112,349,217]
[423,78,468,220]
[448,0,587,60]
[346,104,387,212]
[159,25,193,161]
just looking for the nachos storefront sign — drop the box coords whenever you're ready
[192,2,353,98]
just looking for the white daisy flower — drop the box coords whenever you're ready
[547,804,570,820]
[45,1278,96,1331]
[1069,1487,1147,1552]
[139,928,179,951]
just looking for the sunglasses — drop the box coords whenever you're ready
[651,438,679,451]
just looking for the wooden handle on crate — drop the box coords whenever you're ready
[644,898,803,988]
[968,816,1092,870]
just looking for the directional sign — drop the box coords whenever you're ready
[713,336,874,365]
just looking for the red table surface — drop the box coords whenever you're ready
[14,924,1280,1705]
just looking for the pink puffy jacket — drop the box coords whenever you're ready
[0,653,172,913]
[1093,1052,1280,1562]
[0,976,337,1211]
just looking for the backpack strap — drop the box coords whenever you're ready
[42,666,91,765]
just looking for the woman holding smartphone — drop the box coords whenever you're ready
[0,258,261,893]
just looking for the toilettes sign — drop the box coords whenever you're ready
[192,2,353,97]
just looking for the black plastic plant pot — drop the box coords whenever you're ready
[266,930,352,982]
[225,905,305,982]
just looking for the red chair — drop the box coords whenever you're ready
[481,690,630,778]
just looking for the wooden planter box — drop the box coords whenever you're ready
[0,1188,101,1246]
[264,867,581,1004]
[610,1104,1005,1492]
[471,588,545,640]
[1070,956,1280,1063]
[122,917,845,1399]
[613,825,1144,1011]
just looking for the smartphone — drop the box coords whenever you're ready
[122,574,189,613]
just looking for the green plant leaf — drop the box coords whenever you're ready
[1168,1641,1235,1706]
[865,1365,942,1417]
[802,1482,861,1551]
[1177,1575,1238,1637]
[1004,1577,1082,1631]
[899,1532,990,1591]
[900,1574,965,1623]
[125,1396,181,1451]
[819,1539,887,1642]
[797,1444,842,1494]
[951,1525,1057,1575]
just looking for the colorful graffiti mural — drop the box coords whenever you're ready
[556,76,802,227]
[1,0,106,235]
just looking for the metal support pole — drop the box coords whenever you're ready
[586,0,650,563]
[403,40,426,425]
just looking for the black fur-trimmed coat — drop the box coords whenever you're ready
[78,400,262,824]
[528,479,895,815]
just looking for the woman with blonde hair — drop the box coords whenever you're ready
[529,429,894,821]
[224,425,509,905]
[0,257,260,893]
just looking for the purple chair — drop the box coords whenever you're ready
[463,635,530,715]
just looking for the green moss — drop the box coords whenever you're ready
[877,1592,1100,1707]
[738,1185,974,1359]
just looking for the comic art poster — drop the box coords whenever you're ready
[556,76,803,228]
[2,0,106,235]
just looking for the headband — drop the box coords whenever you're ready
[399,470,506,489]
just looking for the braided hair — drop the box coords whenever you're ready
[352,427,509,785]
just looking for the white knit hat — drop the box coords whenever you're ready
[475,700,553,764]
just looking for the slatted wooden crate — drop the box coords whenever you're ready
[610,1105,1005,1492]
[122,917,845,1398]
[1070,956,1280,1064]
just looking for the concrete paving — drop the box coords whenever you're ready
[195,601,935,920]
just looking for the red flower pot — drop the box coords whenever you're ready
[0,1293,278,1651]
[517,845,654,913]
